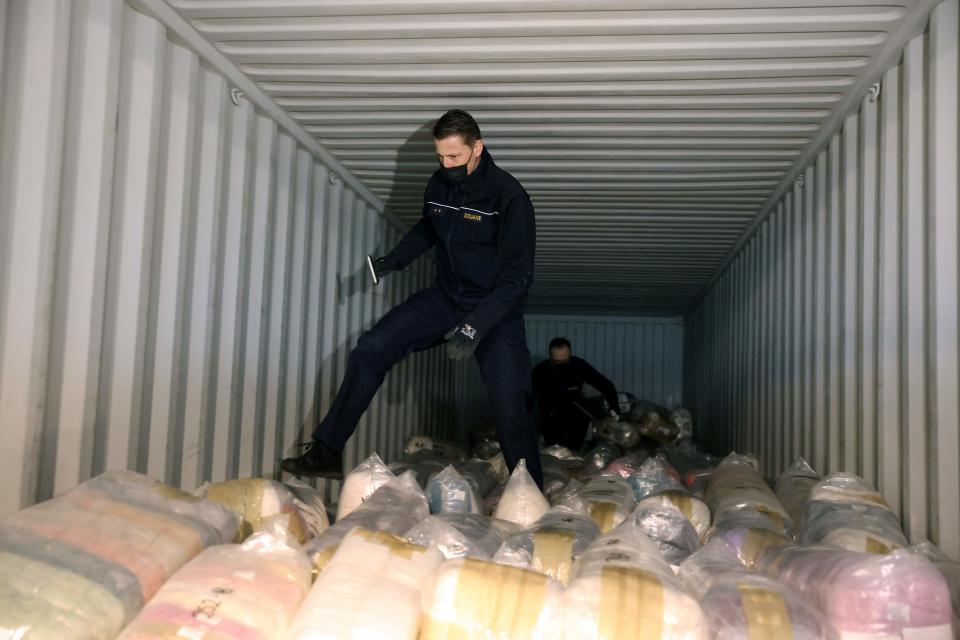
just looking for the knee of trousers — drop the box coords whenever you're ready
[352,329,400,371]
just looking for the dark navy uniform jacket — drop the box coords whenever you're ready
[385,147,535,336]
[531,356,620,419]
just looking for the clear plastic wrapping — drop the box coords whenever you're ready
[541,455,574,499]
[471,439,501,460]
[403,434,467,460]
[569,473,637,534]
[304,471,429,572]
[635,411,680,444]
[283,479,331,538]
[0,471,238,640]
[493,507,601,585]
[565,523,707,639]
[405,513,519,560]
[543,444,577,460]
[199,477,312,543]
[605,449,649,479]
[710,525,790,570]
[629,455,711,540]
[800,472,908,553]
[626,503,701,568]
[336,453,395,520]
[670,409,693,439]
[419,558,566,640]
[774,457,820,529]
[484,482,507,516]
[287,528,444,640]
[759,545,954,639]
[684,543,837,640]
[912,541,960,628]
[426,465,482,515]
[578,442,622,479]
[116,521,312,639]
[705,452,793,536]
[452,459,501,500]
[492,459,551,528]
[388,451,448,488]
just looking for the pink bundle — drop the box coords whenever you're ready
[759,546,954,638]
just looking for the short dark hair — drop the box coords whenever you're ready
[433,110,482,146]
[549,337,571,351]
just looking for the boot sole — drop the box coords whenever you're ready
[280,460,343,480]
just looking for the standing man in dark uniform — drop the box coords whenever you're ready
[282,110,543,488]
[532,337,621,451]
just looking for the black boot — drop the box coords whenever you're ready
[280,440,343,479]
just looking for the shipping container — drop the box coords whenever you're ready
[0,0,956,579]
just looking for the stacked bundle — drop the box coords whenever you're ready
[0,471,237,639]
[631,455,711,540]
[493,507,601,585]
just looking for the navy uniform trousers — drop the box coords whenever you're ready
[312,287,544,486]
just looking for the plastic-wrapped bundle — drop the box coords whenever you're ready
[593,416,643,449]
[388,451,447,488]
[801,501,908,553]
[605,449,649,479]
[420,558,566,640]
[0,471,237,640]
[550,479,586,508]
[573,474,637,534]
[912,541,960,628]
[627,503,701,568]
[403,434,467,460]
[631,455,711,540]
[452,459,501,500]
[774,457,820,529]
[493,459,551,528]
[760,546,954,639]
[566,523,707,639]
[670,408,693,439]
[283,479,330,539]
[471,439,501,460]
[484,482,507,516]
[335,453,395,520]
[543,444,577,460]
[636,411,680,444]
[680,540,836,640]
[200,478,311,543]
[304,471,429,572]
[427,465,482,515]
[405,513,519,560]
[117,522,311,639]
[706,453,793,536]
[493,507,601,585]
[579,442,622,479]
[629,454,686,501]
[287,528,443,640]
[711,525,790,570]
[801,473,908,553]
[484,452,510,484]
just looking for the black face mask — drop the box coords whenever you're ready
[442,163,469,183]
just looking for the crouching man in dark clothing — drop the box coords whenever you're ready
[532,337,620,451]
[282,110,543,488]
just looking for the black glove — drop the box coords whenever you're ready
[371,256,400,280]
[445,323,480,361]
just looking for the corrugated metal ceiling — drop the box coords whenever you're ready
[162,0,936,315]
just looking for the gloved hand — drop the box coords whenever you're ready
[445,323,480,361]
[371,256,400,280]
[608,409,621,422]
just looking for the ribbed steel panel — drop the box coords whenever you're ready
[0,1,459,516]
[686,1,959,558]
[160,0,941,315]
[525,315,684,409]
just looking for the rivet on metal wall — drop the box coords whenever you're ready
[796,174,805,189]
[867,82,881,102]
[229,87,244,106]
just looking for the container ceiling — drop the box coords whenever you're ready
[164,0,930,315]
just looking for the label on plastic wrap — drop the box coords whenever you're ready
[901,624,954,640]
[452,490,466,501]
[176,628,206,640]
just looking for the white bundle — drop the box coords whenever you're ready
[336,453,395,521]
[286,528,443,640]
[493,459,550,528]
[565,523,707,640]
[420,558,566,640]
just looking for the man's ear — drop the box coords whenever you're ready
[473,139,484,156]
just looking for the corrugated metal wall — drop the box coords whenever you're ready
[526,315,684,409]
[0,0,460,516]
[685,0,959,558]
